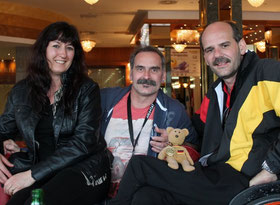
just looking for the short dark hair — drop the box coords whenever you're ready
[200,21,242,51]
[129,46,165,70]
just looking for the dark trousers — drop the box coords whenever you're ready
[110,155,250,205]
[7,167,110,205]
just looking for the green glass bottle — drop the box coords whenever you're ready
[31,188,44,205]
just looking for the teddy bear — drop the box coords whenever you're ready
[158,127,195,172]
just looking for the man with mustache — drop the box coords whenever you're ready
[109,21,280,205]
[100,46,198,198]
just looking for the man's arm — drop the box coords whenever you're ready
[250,135,280,186]
[150,98,199,153]
[250,60,280,186]
[174,102,199,146]
[249,169,277,187]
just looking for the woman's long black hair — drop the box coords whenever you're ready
[26,21,89,115]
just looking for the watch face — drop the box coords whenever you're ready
[262,161,274,174]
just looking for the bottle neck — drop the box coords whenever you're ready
[31,189,44,205]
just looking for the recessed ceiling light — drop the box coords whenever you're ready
[159,0,178,5]
[151,23,170,26]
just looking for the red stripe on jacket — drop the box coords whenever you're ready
[195,96,209,123]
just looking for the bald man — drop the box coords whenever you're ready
[109,21,280,205]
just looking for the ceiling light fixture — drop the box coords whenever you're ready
[255,41,266,53]
[172,44,187,53]
[176,29,200,43]
[159,0,178,5]
[81,40,96,52]
[171,28,200,52]
[247,0,264,7]
[264,30,272,44]
[171,81,181,89]
[84,0,99,5]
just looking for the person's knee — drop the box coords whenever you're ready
[130,155,145,163]
[131,188,153,205]
[131,186,173,205]
[130,155,156,168]
[128,155,147,170]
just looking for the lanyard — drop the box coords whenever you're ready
[127,93,155,154]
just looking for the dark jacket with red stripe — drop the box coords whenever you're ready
[101,85,199,158]
[192,51,280,177]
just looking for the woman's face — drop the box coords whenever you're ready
[46,40,75,77]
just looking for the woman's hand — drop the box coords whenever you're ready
[3,139,20,155]
[4,170,35,196]
[0,154,13,184]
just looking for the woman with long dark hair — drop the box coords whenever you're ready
[0,21,111,205]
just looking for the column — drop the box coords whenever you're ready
[164,46,172,97]
[199,0,219,97]
[268,46,279,60]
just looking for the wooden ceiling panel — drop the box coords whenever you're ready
[0,25,42,39]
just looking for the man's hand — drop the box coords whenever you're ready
[4,170,35,196]
[3,139,20,155]
[249,169,278,187]
[0,154,13,184]
[150,126,169,153]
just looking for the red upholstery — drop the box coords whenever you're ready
[0,186,10,205]
[183,145,200,162]
[0,141,26,204]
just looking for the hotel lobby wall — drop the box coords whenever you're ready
[84,47,134,86]
[0,84,13,114]
[85,47,134,66]
[16,47,31,82]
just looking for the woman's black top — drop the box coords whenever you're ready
[34,104,55,162]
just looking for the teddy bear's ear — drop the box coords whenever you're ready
[167,127,174,134]
[182,128,189,136]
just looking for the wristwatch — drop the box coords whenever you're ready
[262,160,274,174]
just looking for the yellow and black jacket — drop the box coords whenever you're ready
[192,51,280,177]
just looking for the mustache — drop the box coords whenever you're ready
[213,57,231,66]
[137,79,157,86]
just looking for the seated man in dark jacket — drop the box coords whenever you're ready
[100,46,198,197]
[109,21,280,205]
